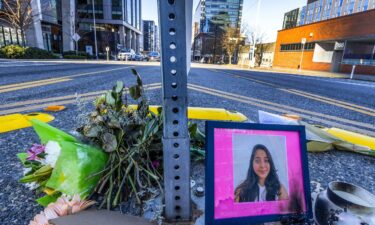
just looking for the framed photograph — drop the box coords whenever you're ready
[205,121,312,225]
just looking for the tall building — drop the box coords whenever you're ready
[142,21,159,52]
[192,0,244,62]
[153,24,159,52]
[76,0,142,54]
[283,0,375,28]
[282,8,300,29]
[194,0,243,34]
[0,0,68,53]
[1,0,142,54]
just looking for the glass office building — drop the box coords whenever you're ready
[76,0,142,54]
[142,20,159,52]
[287,0,375,27]
[193,0,244,62]
[195,0,243,34]
[0,0,141,54]
[282,8,300,29]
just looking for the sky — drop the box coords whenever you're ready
[142,0,306,42]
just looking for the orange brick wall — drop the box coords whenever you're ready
[273,9,375,75]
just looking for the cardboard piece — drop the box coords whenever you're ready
[50,209,170,225]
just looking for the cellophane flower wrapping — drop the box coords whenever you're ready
[29,119,108,200]
[46,140,108,198]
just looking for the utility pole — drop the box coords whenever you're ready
[299,38,306,70]
[249,0,261,68]
[213,24,218,64]
[92,0,98,60]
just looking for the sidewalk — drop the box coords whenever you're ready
[191,62,375,82]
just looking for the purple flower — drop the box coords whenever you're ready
[26,144,45,161]
[152,160,160,169]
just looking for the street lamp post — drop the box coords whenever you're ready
[299,37,306,71]
[249,0,262,68]
[92,0,98,60]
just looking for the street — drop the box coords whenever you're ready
[0,60,374,224]
[0,60,374,135]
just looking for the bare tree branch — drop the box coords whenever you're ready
[0,0,35,46]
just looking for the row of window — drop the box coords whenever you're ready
[299,0,373,26]
[0,26,23,47]
[280,42,315,51]
[76,0,140,30]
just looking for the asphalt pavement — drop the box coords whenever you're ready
[0,60,374,224]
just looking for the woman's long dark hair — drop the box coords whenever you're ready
[235,144,280,202]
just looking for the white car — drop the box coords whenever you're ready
[118,49,135,61]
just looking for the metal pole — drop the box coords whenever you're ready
[158,0,192,221]
[350,65,356,79]
[249,0,261,68]
[299,43,305,71]
[92,0,98,60]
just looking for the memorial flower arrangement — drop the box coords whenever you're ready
[18,69,205,224]
[77,69,165,209]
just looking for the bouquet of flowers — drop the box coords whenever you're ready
[18,119,108,206]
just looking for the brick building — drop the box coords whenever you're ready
[273,9,375,75]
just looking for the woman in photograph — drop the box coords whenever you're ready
[235,144,288,202]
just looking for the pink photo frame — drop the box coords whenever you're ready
[205,122,312,225]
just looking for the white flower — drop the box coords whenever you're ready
[44,141,61,168]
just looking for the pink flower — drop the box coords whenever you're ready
[26,144,45,161]
[29,195,95,225]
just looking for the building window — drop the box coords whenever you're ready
[348,0,355,13]
[280,42,315,52]
[0,27,4,47]
[362,0,369,10]
[112,0,122,20]
[77,0,103,19]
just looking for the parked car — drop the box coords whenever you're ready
[146,52,160,61]
[133,53,145,61]
[117,48,135,61]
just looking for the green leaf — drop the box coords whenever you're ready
[102,133,118,152]
[36,192,62,207]
[94,94,106,107]
[17,153,28,165]
[105,92,116,106]
[131,69,142,85]
[115,81,124,93]
[129,85,141,100]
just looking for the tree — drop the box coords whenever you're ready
[209,11,230,63]
[255,43,274,66]
[241,22,268,66]
[221,27,241,64]
[0,0,35,46]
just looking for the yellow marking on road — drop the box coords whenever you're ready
[0,78,72,93]
[0,66,131,93]
[0,78,67,90]
[0,84,161,115]
[209,69,375,116]
[188,84,375,132]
